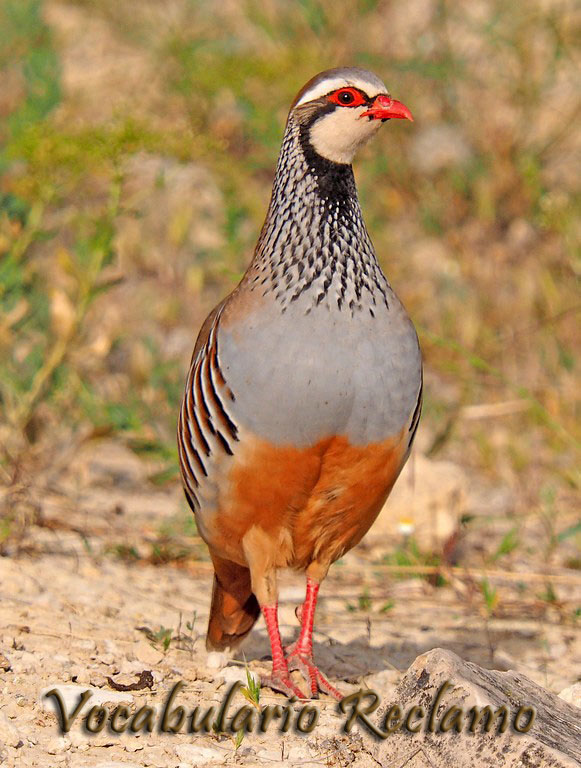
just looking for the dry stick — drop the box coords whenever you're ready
[460,400,530,419]
[420,326,580,450]
[185,561,581,586]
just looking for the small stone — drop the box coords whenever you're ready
[92,763,144,768]
[69,668,91,686]
[124,739,145,752]
[141,745,168,764]
[206,651,228,669]
[89,672,109,688]
[46,736,70,754]
[175,743,224,763]
[132,639,164,666]
[0,711,21,747]
[119,658,149,675]
[218,666,259,686]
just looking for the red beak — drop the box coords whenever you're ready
[361,95,414,122]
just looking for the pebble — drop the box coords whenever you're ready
[118,658,147,675]
[46,736,70,754]
[124,739,145,752]
[217,666,259,686]
[141,744,169,765]
[0,711,21,748]
[132,639,164,666]
[174,743,224,763]
[93,763,144,768]
[89,672,109,688]
[11,651,38,674]
[69,667,91,685]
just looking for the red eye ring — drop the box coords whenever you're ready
[328,87,367,108]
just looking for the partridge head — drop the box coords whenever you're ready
[290,67,413,165]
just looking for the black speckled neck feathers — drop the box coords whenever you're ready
[248,116,390,315]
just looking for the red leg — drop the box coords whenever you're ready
[260,603,306,699]
[286,577,343,700]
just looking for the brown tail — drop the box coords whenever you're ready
[206,555,260,651]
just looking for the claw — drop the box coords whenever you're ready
[287,650,343,701]
[261,673,307,700]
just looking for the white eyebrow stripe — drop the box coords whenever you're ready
[296,76,386,106]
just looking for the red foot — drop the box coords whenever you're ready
[286,648,344,701]
[261,673,307,700]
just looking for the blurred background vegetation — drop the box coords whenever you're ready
[0,0,579,566]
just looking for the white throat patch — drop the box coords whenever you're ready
[308,108,383,164]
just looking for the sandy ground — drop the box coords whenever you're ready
[0,441,579,767]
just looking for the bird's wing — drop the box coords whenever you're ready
[178,298,239,514]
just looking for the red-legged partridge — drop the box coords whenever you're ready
[178,67,422,700]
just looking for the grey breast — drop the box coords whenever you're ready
[217,287,422,447]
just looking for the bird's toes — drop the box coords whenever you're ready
[314,668,344,701]
[261,673,307,701]
[287,653,343,701]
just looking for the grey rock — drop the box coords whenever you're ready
[365,648,581,768]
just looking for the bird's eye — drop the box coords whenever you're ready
[338,90,354,104]
[328,87,367,108]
